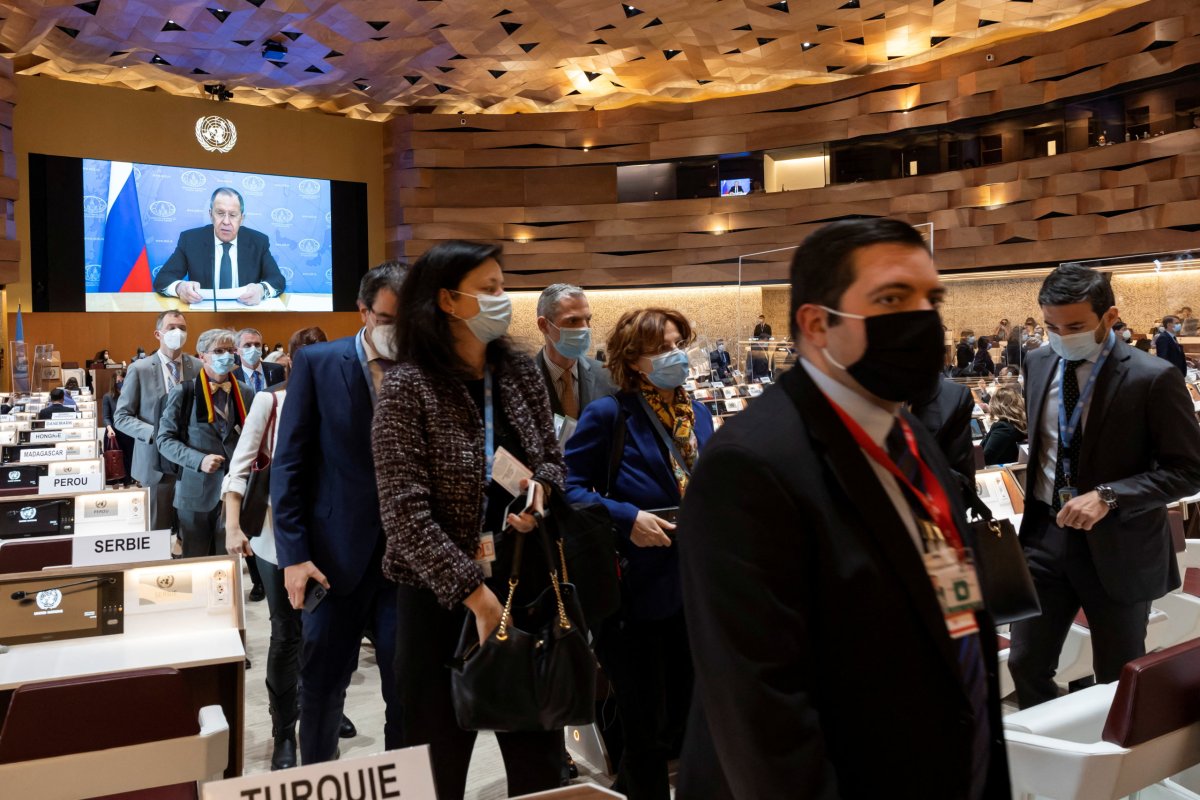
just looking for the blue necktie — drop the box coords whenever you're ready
[219,242,232,289]
[251,371,262,392]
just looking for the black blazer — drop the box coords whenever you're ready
[972,349,995,376]
[1156,331,1187,376]
[676,365,1010,800]
[1023,339,1200,603]
[956,342,973,370]
[981,419,1024,466]
[709,348,732,380]
[910,377,976,487]
[152,225,286,294]
[237,360,286,389]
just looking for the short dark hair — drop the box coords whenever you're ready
[395,240,509,382]
[357,260,408,310]
[789,218,928,337]
[287,326,327,356]
[1163,314,1180,326]
[1113,321,1127,331]
[155,310,185,331]
[49,387,64,401]
[1038,264,1114,317]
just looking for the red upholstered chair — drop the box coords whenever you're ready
[0,668,228,800]
[1004,638,1200,800]
[0,536,73,573]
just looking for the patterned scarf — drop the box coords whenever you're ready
[196,371,247,428]
[640,380,697,495]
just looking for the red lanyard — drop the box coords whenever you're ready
[827,400,964,552]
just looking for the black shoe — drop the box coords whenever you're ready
[245,657,252,669]
[339,715,357,739]
[248,584,266,602]
[270,735,297,771]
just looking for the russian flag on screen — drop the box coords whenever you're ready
[98,162,152,292]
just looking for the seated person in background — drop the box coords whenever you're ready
[1180,306,1198,337]
[1113,321,1133,344]
[263,342,286,363]
[37,387,73,419]
[709,338,732,381]
[980,384,1027,466]
[971,335,995,376]
[62,377,80,407]
[999,364,1021,381]
[152,187,287,307]
[955,330,975,372]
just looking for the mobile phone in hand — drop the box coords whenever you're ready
[303,580,327,613]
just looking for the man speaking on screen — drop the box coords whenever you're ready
[153,186,287,306]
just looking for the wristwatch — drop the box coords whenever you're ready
[259,281,271,298]
[1096,485,1119,510]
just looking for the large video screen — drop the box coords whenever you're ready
[81,160,334,312]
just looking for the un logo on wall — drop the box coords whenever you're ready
[270,208,294,224]
[83,196,107,217]
[297,179,321,196]
[181,170,207,189]
[242,175,266,193]
[196,115,238,154]
[298,238,320,255]
[149,200,177,220]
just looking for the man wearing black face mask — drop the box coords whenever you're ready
[676,218,1010,800]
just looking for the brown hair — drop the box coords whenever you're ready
[988,384,1027,433]
[287,326,328,357]
[605,308,695,392]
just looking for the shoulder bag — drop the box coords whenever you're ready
[240,392,277,537]
[450,516,596,732]
[964,490,1041,625]
[103,431,126,483]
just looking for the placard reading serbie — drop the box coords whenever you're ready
[201,746,438,800]
[40,472,104,495]
[72,529,171,567]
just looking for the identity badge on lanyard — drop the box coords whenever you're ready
[1057,330,1115,506]
[475,367,497,578]
[829,402,984,639]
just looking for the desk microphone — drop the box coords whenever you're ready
[10,576,115,601]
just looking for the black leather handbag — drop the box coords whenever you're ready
[240,393,277,537]
[450,518,597,732]
[965,491,1041,625]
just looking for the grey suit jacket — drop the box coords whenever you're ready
[1022,338,1200,603]
[536,349,617,418]
[156,376,254,512]
[113,351,202,486]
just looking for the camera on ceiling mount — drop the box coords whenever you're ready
[203,83,234,101]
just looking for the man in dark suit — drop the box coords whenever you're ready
[152,187,286,306]
[36,388,73,420]
[156,328,254,557]
[677,218,1010,799]
[752,315,772,339]
[957,330,976,373]
[1155,314,1187,376]
[114,310,203,531]
[1008,267,1200,708]
[535,283,615,425]
[235,327,286,391]
[272,262,406,764]
[709,338,732,381]
[910,376,977,490]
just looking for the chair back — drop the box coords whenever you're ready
[0,668,197,763]
[1102,638,1200,747]
[0,537,72,573]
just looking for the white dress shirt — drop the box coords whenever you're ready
[802,359,921,550]
[157,349,183,393]
[241,364,266,391]
[542,349,580,411]
[164,235,277,298]
[1033,352,1101,505]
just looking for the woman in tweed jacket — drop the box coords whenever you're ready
[373,240,566,800]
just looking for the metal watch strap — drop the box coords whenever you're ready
[1097,485,1118,509]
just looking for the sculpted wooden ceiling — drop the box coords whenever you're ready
[0,0,1144,118]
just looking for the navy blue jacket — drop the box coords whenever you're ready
[564,391,714,620]
[1156,330,1187,376]
[271,333,383,592]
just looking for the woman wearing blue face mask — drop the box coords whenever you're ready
[563,307,715,800]
[373,240,568,800]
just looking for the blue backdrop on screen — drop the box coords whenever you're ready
[82,160,334,295]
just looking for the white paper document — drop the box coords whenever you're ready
[491,446,533,497]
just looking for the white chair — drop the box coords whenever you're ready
[1004,637,1200,800]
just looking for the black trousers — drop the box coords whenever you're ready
[393,583,561,800]
[257,557,301,736]
[594,610,693,800]
[1009,503,1151,709]
[147,475,177,532]
[177,504,222,558]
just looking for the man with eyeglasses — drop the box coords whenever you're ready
[272,261,407,764]
[153,186,287,306]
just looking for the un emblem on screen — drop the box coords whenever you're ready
[7,471,20,482]
[297,179,321,196]
[195,115,238,154]
[83,195,107,217]
[298,238,320,255]
[85,264,102,284]
[36,589,63,611]
[242,175,266,193]
[271,208,294,224]
[19,507,35,521]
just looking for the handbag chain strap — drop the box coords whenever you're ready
[495,515,572,641]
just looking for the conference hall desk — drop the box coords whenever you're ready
[86,292,331,312]
[0,555,247,777]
